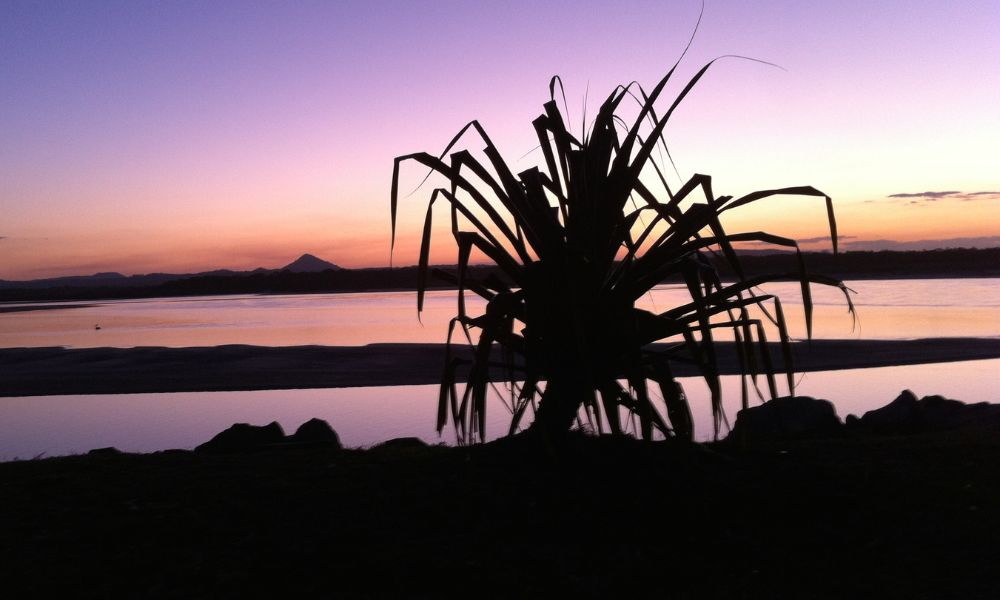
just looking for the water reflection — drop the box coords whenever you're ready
[2,278,999,349]
[2,358,996,460]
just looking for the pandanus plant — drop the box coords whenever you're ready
[391,57,854,444]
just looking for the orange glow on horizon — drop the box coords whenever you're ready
[3,190,997,281]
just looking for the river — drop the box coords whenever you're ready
[1,278,998,459]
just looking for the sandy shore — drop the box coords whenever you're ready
[2,337,999,397]
[0,302,96,313]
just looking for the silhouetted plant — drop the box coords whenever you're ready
[392,52,854,444]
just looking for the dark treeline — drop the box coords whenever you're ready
[2,247,998,303]
[716,247,1000,280]
[0,266,438,302]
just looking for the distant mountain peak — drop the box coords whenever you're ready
[282,253,341,273]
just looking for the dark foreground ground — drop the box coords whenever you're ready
[2,430,998,598]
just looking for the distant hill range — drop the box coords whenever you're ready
[0,253,340,291]
[1,248,998,303]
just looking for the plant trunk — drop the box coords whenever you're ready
[528,371,589,438]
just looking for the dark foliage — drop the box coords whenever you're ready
[392,60,855,442]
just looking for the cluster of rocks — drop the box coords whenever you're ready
[726,390,1000,444]
[86,419,434,456]
[192,421,430,454]
[86,391,997,456]
[846,390,1000,435]
[195,418,341,453]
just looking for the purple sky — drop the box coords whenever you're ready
[2,0,998,278]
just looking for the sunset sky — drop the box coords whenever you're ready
[2,0,998,280]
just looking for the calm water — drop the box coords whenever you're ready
[1,278,998,460]
[1,359,997,460]
[3,278,1000,348]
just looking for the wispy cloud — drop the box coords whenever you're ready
[796,234,857,244]
[886,190,1000,203]
[889,190,961,199]
[889,190,962,200]
[740,234,856,246]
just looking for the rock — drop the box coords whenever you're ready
[919,394,966,424]
[88,447,122,456]
[850,390,920,434]
[290,418,341,447]
[727,396,842,443]
[373,437,428,451]
[156,449,191,457]
[195,421,286,453]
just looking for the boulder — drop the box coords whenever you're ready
[373,437,428,451]
[849,390,920,434]
[290,418,342,448]
[195,421,286,453]
[919,394,968,426]
[88,446,122,456]
[156,449,191,457]
[727,396,842,443]
[948,401,1000,429]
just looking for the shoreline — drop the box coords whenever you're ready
[2,337,999,397]
[0,302,97,313]
[2,271,999,308]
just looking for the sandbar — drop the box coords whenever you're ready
[2,337,999,397]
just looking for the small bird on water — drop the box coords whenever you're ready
[95,324,101,330]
